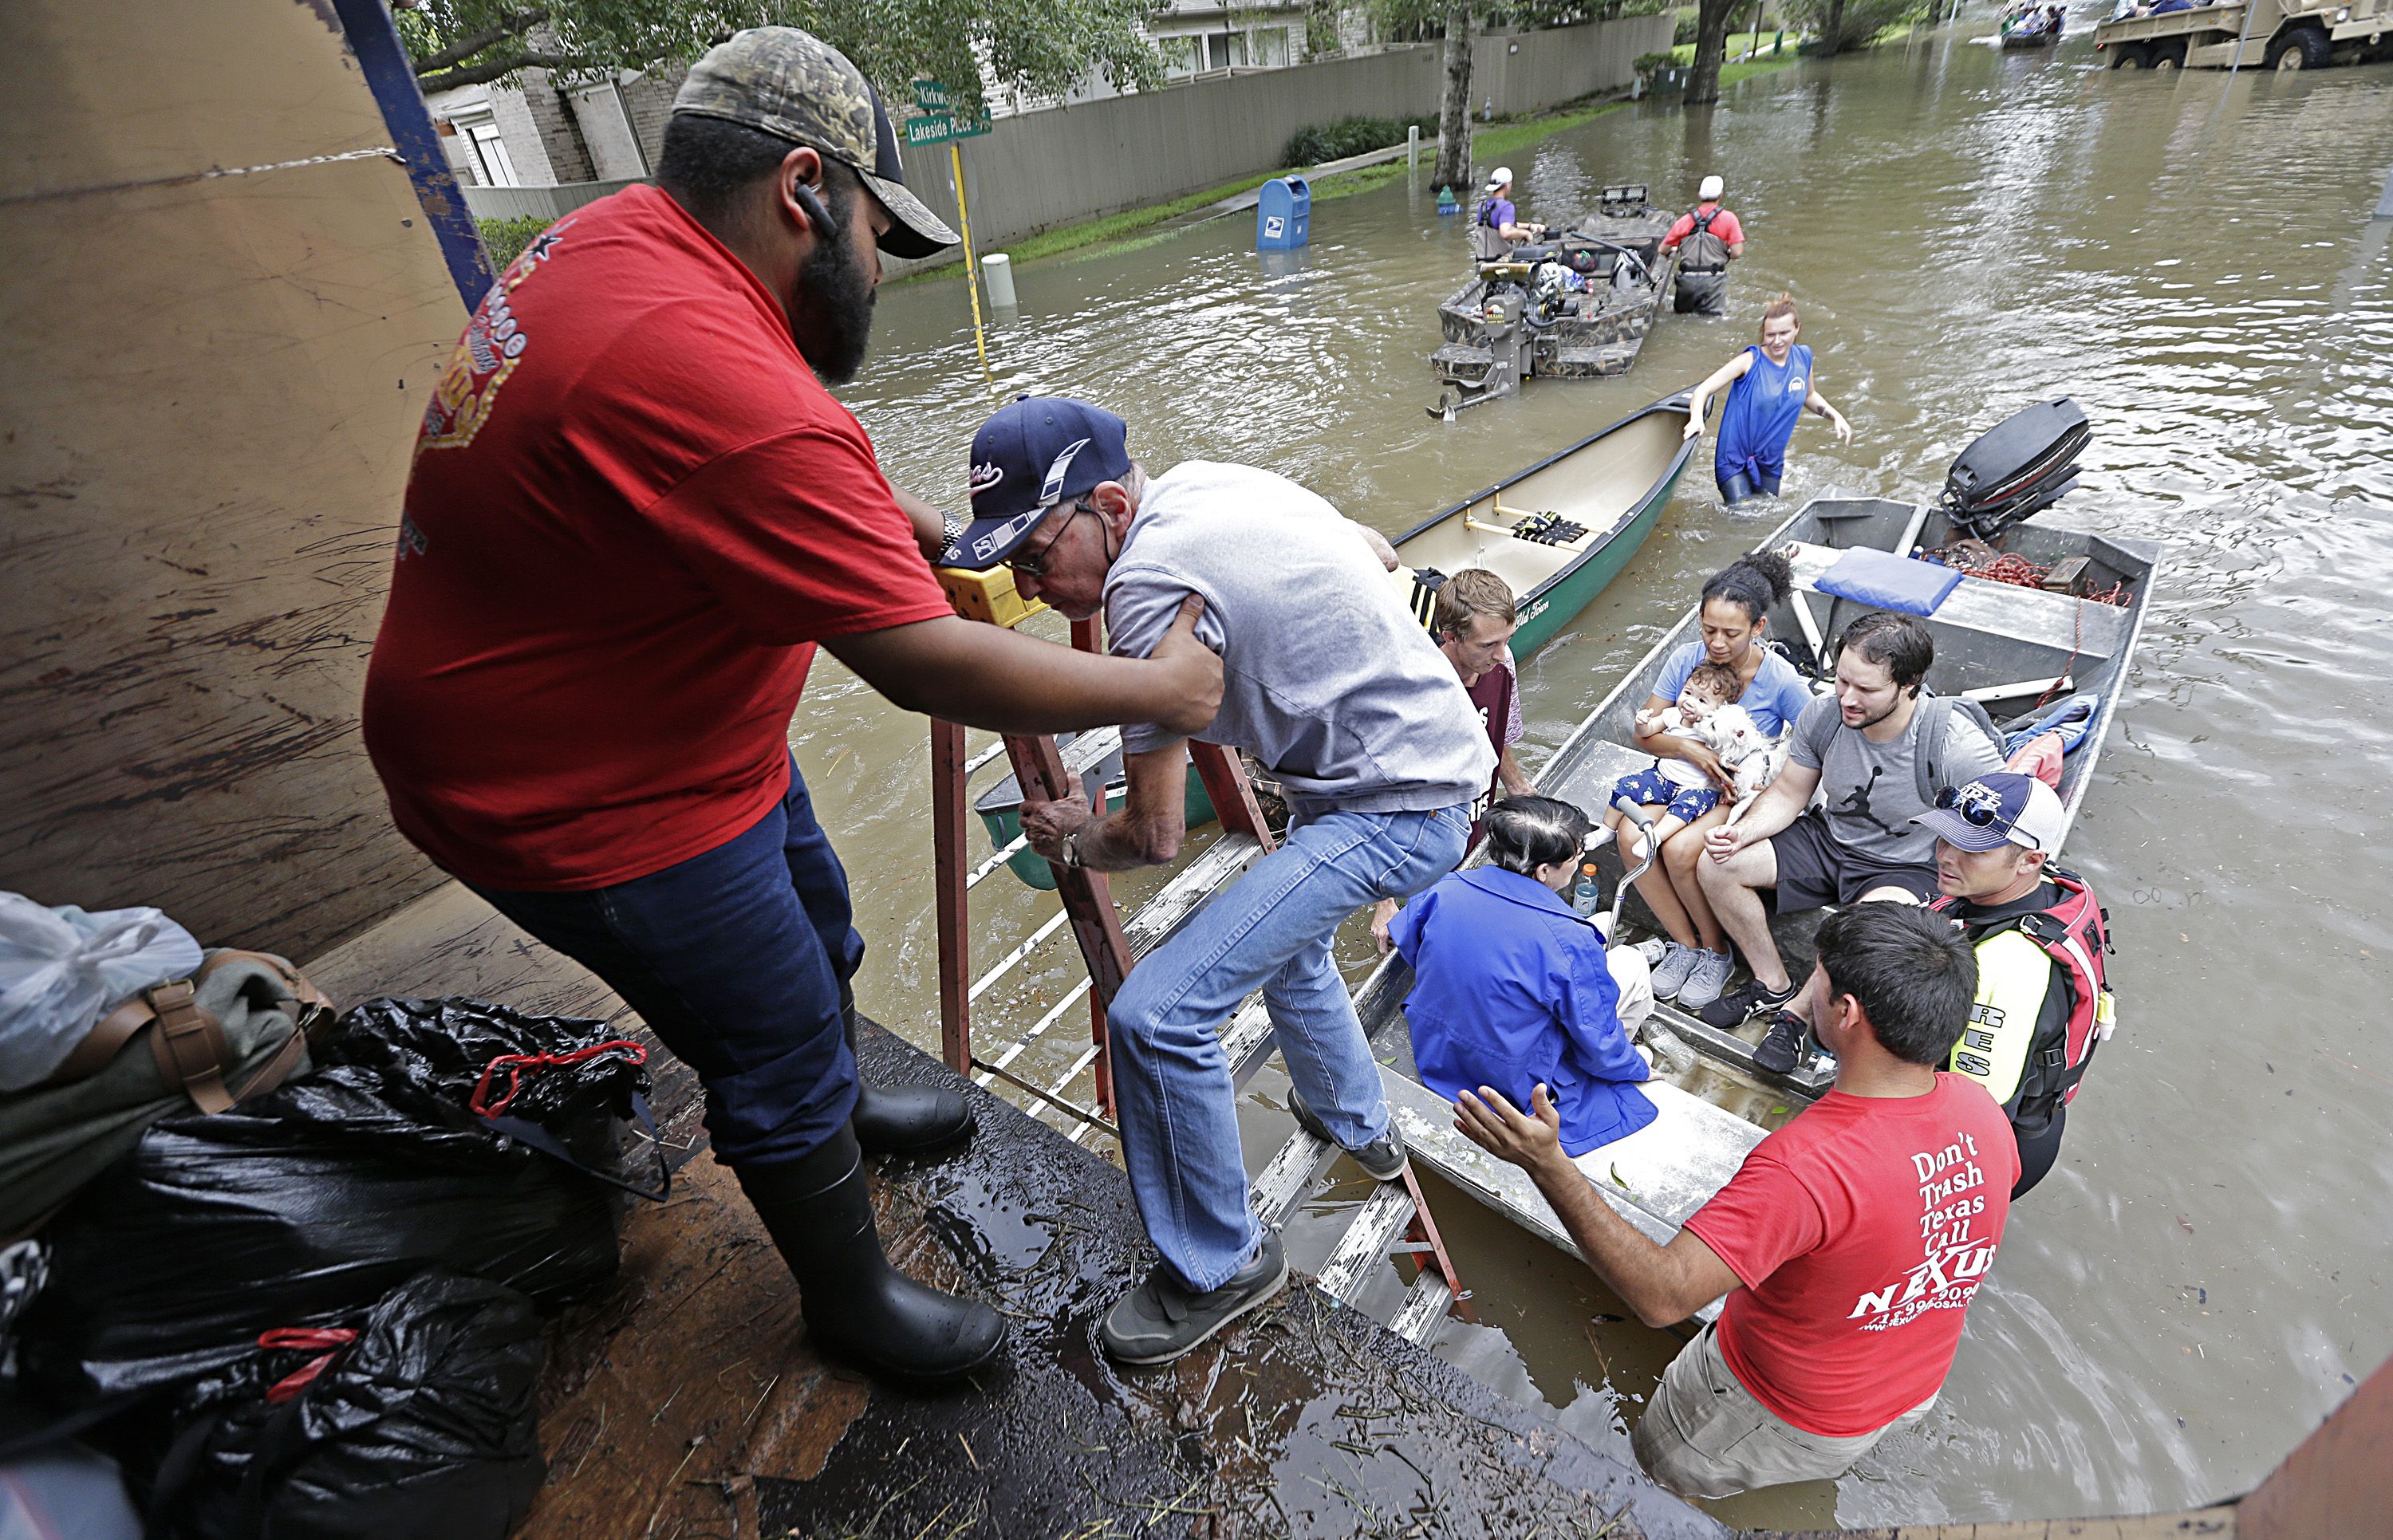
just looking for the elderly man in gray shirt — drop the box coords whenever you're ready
[941,396,1490,1365]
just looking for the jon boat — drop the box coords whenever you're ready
[974,393,1698,889]
[2001,1,2067,44]
[1430,185,1681,414]
[1346,427,2159,1311]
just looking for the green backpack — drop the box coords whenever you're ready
[0,950,334,1236]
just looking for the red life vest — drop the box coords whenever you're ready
[1930,867,2115,1113]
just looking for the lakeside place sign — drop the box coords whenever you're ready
[905,80,990,147]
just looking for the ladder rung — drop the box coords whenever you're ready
[1059,727,1122,779]
[1122,834,1260,956]
[969,1055,1118,1137]
[1224,995,1276,1089]
[964,832,1031,890]
[1249,1128,1338,1229]
[1390,1270,1455,1345]
[1318,1182,1418,1302]
[967,908,1070,1002]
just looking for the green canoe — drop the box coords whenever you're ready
[1390,390,1697,658]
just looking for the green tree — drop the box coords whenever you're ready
[395,0,1161,116]
[1366,0,1602,193]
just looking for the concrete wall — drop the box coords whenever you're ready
[0,0,467,955]
[889,16,1668,261]
[457,17,1666,260]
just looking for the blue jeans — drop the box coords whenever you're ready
[468,757,864,1170]
[1108,804,1471,1290]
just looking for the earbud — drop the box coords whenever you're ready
[791,179,834,238]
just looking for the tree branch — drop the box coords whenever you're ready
[408,6,553,77]
[416,49,588,93]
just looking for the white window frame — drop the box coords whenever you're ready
[459,115,519,188]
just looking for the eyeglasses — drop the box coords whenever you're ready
[1005,501,1089,580]
[1934,784,2005,829]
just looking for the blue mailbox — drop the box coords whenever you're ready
[1256,176,1311,251]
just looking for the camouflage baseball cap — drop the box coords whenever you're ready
[673,27,959,259]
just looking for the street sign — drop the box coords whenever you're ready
[903,109,989,147]
[905,78,988,146]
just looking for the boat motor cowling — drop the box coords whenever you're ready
[1940,397,2091,540]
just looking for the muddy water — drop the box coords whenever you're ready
[811,15,2393,1526]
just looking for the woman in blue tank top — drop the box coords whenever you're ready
[1684,294,1852,505]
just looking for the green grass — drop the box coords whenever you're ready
[1671,30,1808,85]
[901,93,1634,279]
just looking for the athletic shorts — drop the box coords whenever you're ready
[1765,809,1940,912]
[1613,765,1721,825]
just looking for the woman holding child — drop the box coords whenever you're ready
[1610,549,1813,1013]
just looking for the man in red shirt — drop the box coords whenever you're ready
[1662,174,1745,317]
[1456,903,2017,1498]
[363,29,1220,1388]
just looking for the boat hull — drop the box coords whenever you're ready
[1393,394,1698,660]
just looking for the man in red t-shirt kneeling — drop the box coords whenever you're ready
[1457,903,2017,1499]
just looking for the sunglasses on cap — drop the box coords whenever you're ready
[1934,783,2008,829]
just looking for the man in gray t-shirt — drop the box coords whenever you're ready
[940,397,1489,1367]
[1691,612,2004,1044]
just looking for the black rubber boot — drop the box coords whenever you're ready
[736,1124,1006,1386]
[845,998,973,1156]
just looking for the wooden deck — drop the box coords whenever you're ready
[303,882,1726,1540]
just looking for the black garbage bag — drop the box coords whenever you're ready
[146,1270,546,1540]
[18,1057,620,1399]
[323,997,664,1199]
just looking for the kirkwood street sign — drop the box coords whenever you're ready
[905,80,990,147]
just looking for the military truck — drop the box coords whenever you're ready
[2093,0,2393,69]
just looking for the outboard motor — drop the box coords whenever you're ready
[1940,398,2091,539]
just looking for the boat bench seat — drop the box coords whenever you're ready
[1382,1064,1760,1323]
[1784,539,2129,660]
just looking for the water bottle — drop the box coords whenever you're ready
[1571,861,1603,916]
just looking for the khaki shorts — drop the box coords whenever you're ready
[1631,1321,1936,1499]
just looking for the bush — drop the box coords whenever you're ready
[1282,113,1441,167]
[477,215,554,270]
[1634,49,1678,73]
[1783,0,1922,49]
[1674,8,1702,43]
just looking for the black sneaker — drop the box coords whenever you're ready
[1100,1233,1289,1365]
[1286,1085,1409,1182]
[1751,1010,1811,1075]
[1698,975,1800,1030]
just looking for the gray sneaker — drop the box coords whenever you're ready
[1287,1085,1409,1181]
[1649,941,1703,1000]
[1675,948,1738,1010]
[1101,1232,1289,1365]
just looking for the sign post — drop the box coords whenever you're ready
[909,81,997,384]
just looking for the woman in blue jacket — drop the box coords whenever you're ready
[1389,797,1658,1156]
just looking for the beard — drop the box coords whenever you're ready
[790,220,877,386]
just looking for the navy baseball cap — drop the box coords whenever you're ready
[1914,772,2064,853]
[941,396,1134,570]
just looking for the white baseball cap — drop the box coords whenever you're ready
[1487,167,1514,189]
[1914,773,2066,853]
[1699,174,1725,201]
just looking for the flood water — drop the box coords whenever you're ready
[810,13,2393,1526]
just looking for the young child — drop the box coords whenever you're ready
[1602,664,1792,857]
[1600,663,1736,859]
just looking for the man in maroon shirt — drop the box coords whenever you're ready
[365,30,1220,1388]
[1457,903,2015,1497]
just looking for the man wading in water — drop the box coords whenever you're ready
[364,29,1221,1388]
[942,396,1492,1365]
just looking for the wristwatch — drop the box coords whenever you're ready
[939,508,967,560]
[1059,832,1082,870]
